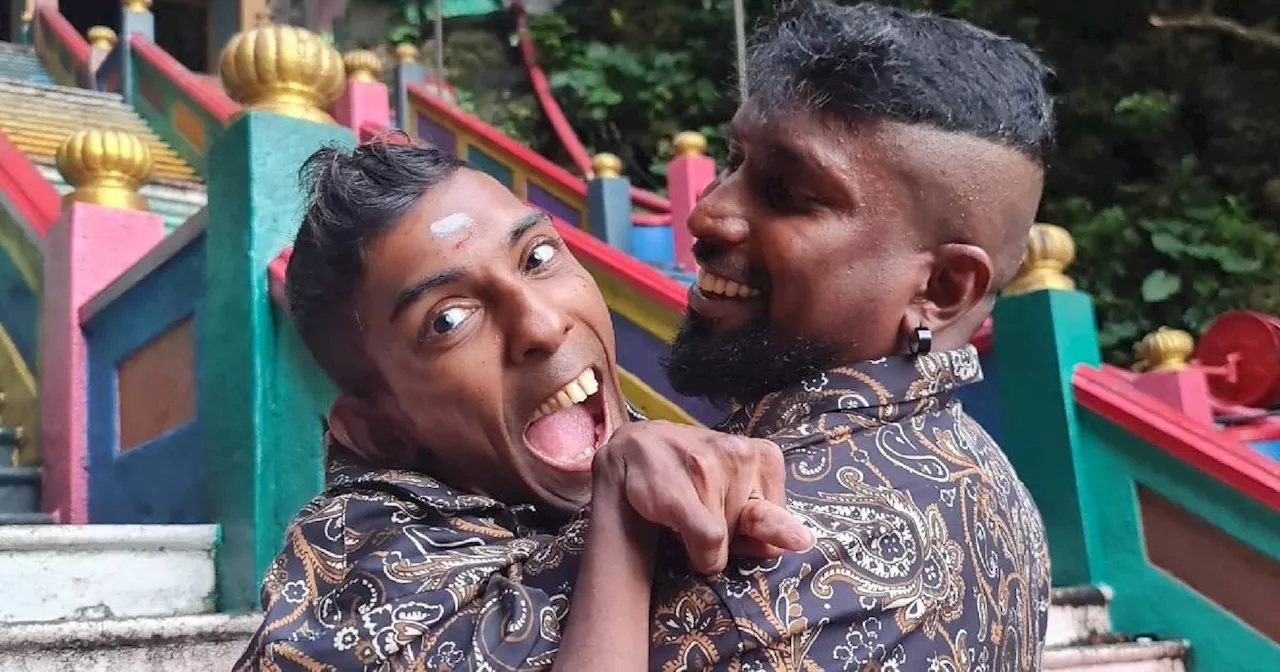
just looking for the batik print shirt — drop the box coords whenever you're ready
[646,346,1052,671]
[236,347,1050,671]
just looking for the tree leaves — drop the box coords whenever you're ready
[1141,269,1182,302]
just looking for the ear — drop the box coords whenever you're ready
[919,243,993,329]
[328,395,412,468]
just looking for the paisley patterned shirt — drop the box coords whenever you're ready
[235,346,1050,671]
[648,346,1051,671]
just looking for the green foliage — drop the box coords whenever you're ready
[522,0,1280,363]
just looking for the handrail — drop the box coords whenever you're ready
[0,130,60,237]
[1073,365,1280,511]
[509,1,671,214]
[130,35,240,124]
[33,6,90,77]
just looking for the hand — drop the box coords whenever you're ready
[592,420,813,574]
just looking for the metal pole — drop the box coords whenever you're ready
[433,0,445,84]
[733,0,747,100]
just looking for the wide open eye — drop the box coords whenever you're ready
[431,306,475,334]
[524,240,560,272]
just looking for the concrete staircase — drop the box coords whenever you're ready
[0,41,206,231]
[0,524,256,670]
[1045,586,1189,670]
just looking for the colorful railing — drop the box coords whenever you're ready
[79,214,205,523]
[125,35,238,177]
[30,6,89,87]
[1073,367,1279,668]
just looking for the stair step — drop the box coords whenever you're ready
[1047,585,1113,648]
[0,466,39,513]
[0,525,217,624]
[0,512,53,525]
[1044,640,1189,670]
[0,78,126,106]
[0,614,259,671]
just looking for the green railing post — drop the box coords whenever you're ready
[202,24,352,612]
[992,223,1102,586]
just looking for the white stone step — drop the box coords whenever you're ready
[0,614,259,671]
[1044,640,1190,671]
[1048,585,1113,648]
[0,525,217,624]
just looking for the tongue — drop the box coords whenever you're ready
[526,403,596,462]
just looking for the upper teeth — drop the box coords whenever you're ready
[697,268,762,298]
[531,368,600,421]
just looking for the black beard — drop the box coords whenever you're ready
[663,310,842,405]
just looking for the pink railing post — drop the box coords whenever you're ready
[1131,327,1215,424]
[40,131,165,523]
[666,131,716,272]
[332,50,391,135]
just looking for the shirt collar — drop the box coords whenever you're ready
[715,346,984,439]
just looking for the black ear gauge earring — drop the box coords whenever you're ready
[907,325,933,357]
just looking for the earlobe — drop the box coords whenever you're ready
[328,396,379,462]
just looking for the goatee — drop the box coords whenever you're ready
[663,310,842,405]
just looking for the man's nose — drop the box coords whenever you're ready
[686,175,750,249]
[503,285,572,364]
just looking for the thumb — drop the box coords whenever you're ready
[736,499,813,553]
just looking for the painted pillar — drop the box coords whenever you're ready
[667,131,715,272]
[85,26,115,85]
[586,153,632,255]
[1131,327,1215,424]
[118,0,154,107]
[40,203,165,523]
[992,223,1101,586]
[393,43,423,132]
[203,111,353,612]
[331,50,390,135]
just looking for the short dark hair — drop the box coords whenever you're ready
[286,136,465,396]
[746,1,1055,161]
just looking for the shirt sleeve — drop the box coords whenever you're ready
[232,493,588,671]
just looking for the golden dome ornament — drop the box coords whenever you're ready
[1003,223,1077,295]
[394,43,420,64]
[87,26,117,52]
[1135,327,1195,372]
[673,131,708,157]
[218,23,346,124]
[343,49,382,83]
[56,129,154,211]
[123,0,152,12]
[591,153,624,179]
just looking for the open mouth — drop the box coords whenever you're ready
[522,367,610,472]
[696,268,764,299]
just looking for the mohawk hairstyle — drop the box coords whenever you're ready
[745,1,1056,161]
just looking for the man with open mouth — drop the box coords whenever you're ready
[234,137,813,671]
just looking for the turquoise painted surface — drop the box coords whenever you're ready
[202,112,353,612]
[991,289,1101,586]
[587,177,632,255]
[1077,409,1280,670]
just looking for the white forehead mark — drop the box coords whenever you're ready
[428,212,473,237]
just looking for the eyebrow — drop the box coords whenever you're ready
[388,210,551,322]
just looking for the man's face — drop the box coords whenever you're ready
[347,169,625,513]
[667,104,1042,402]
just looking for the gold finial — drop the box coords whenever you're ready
[1135,327,1195,372]
[394,43,420,64]
[87,26,117,51]
[56,130,154,211]
[20,9,32,24]
[219,23,346,124]
[1003,223,1076,295]
[123,0,152,12]
[673,131,708,157]
[343,49,382,83]
[591,153,623,179]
